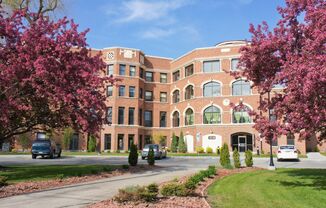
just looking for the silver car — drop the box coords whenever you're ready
[141,144,167,160]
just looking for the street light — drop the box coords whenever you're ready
[267,91,275,170]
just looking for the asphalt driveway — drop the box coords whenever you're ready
[0,155,325,208]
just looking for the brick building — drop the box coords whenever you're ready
[12,40,326,154]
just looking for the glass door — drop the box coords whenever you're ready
[238,136,246,152]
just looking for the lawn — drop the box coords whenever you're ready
[207,168,326,208]
[320,152,326,156]
[0,164,123,183]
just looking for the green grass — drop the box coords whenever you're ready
[0,152,30,155]
[168,152,217,157]
[207,168,326,208]
[320,152,326,156]
[0,164,123,183]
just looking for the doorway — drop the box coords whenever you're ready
[231,133,253,152]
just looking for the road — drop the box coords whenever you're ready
[0,155,325,208]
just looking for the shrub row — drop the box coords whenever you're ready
[0,176,8,187]
[161,166,217,197]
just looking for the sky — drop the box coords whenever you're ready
[63,0,285,59]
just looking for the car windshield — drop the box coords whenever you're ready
[143,145,158,151]
[280,146,295,150]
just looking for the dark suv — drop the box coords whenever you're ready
[31,139,62,159]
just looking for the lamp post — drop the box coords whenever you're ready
[267,91,275,170]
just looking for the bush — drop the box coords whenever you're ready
[184,179,197,190]
[171,133,178,153]
[147,148,155,166]
[184,166,217,190]
[220,143,231,168]
[122,164,129,170]
[233,148,241,168]
[0,176,8,187]
[87,135,96,152]
[178,131,187,153]
[128,144,138,166]
[196,146,204,153]
[139,183,159,202]
[114,186,143,203]
[245,150,253,167]
[160,183,189,197]
[208,165,217,176]
[56,174,65,181]
[206,147,213,153]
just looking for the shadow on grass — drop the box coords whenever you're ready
[276,169,326,190]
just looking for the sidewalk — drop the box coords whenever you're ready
[0,166,202,208]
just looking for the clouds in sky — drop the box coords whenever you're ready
[104,0,197,40]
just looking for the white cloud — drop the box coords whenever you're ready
[106,0,192,23]
[141,26,200,40]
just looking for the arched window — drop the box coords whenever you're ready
[172,111,180,127]
[203,106,221,124]
[172,90,180,103]
[232,80,251,95]
[232,105,251,123]
[185,85,194,100]
[203,82,221,97]
[185,108,194,125]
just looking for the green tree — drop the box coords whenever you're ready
[171,133,178,153]
[220,143,231,168]
[245,150,253,167]
[87,135,96,152]
[18,133,30,151]
[178,131,187,153]
[128,143,138,166]
[147,147,155,166]
[62,127,73,150]
[153,134,167,146]
[233,148,241,168]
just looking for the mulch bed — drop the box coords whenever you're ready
[89,167,261,208]
[0,165,158,199]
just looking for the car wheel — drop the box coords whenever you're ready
[58,152,61,158]
[32,154,37,159]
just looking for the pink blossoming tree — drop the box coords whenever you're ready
[0,7,114,143]
[238,0,326,142]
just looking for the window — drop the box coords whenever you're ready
[287,134,295,145]
[232,105,251,123]
[160,73,167,83]
[145,91,153,101]
[160,92,167,102]
[185,64,194,77]
[139,109,143,125]
[160,111,167,127]
[119,64,126,75]
[119,85,125,96]
[203,106,221,124]
[232,80,251,95]
[104,134,111,150]
[139,88,143,99]
[185,85,194,100]
[272,138,278,146]
[231,58,239,71]
[185,108,194,125]
[139,67,144,78]
[172,90,180,103]
[203,82,221,97]
[106,107,112,124]
[129,86,135,98]
[128,107,135,125]
[128,135,134,150]
[129,65,136,76]
[203,60,220,73]
[172,111,180,127]
[173,70,180,82]
[145,71,153,82]
[145,135,152,145]
[107,85,113,97]
[117,134,124,150]
[144,110,153,127]
[107,64,114,76]
[269,109,277,122]
[118,107,124,124]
